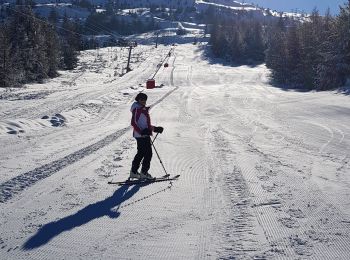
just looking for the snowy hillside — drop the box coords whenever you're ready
[1,25,350,259]
[195,0,305,20]
[1,0,306,25]
[118,0,195,8]
[197,0,255,8]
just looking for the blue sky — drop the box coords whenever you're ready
[248,0,346,15]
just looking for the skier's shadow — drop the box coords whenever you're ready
[22,184,141,250]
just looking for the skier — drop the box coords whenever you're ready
[130,92,164,180]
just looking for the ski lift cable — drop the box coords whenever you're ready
[7,5,127,42]
[8,4,104,34]
[82,21,121,40]
[63,6,122,38]
[6,6,92,37]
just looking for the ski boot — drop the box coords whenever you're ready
[139,171,154,180]
[129,170,141,180]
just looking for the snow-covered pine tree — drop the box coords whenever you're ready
[285,24,302,86]
[210,21,227,57]
[332,1,350,86]
[226,23,244,62]
[299,8,322,89]
[266,5,349,90]
[61,14,80,70]
[8,4,49,83]
[316,35,345,90]
[42,22,60,78]
[243,21,265,62]
[0,24,11,88]
[314,9,343,90]
[265,20,288,84]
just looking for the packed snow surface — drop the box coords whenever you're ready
[0,40,350,259]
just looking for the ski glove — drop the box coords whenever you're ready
[141,128,152,136]
[153,126,164,133]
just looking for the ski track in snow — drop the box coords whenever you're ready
[0,40,350,259]
[0,127,129,203]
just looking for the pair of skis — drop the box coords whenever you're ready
[108,133,179,186]
[108,174,180,186]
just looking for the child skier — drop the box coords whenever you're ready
[130,93,164,180]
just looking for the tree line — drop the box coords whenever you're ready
[210,19,265,64]
[0,4,81,88]
[210,1,350,90]
[0,2,161,88]
[84,12,158,36]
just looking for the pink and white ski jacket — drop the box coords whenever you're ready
[130,102,154,138]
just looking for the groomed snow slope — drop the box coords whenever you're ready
[0,42,350,259]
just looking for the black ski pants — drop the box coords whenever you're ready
[132,136,153,173]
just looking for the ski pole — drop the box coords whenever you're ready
[151,133,159,145]
[151,134,169,176]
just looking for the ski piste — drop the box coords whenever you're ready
[108,174,180,186]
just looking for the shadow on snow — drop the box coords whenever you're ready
[22,184,141,250]
[196,43,264,68]
[196,44,350,95]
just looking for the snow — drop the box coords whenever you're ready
[195,0,307,21]
[204,0,255,8]
[96,9,106,13]
[196,1,259,12]
[34,4,90,19]
[1,33,350,259]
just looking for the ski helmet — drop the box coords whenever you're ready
[135,92,147,102]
